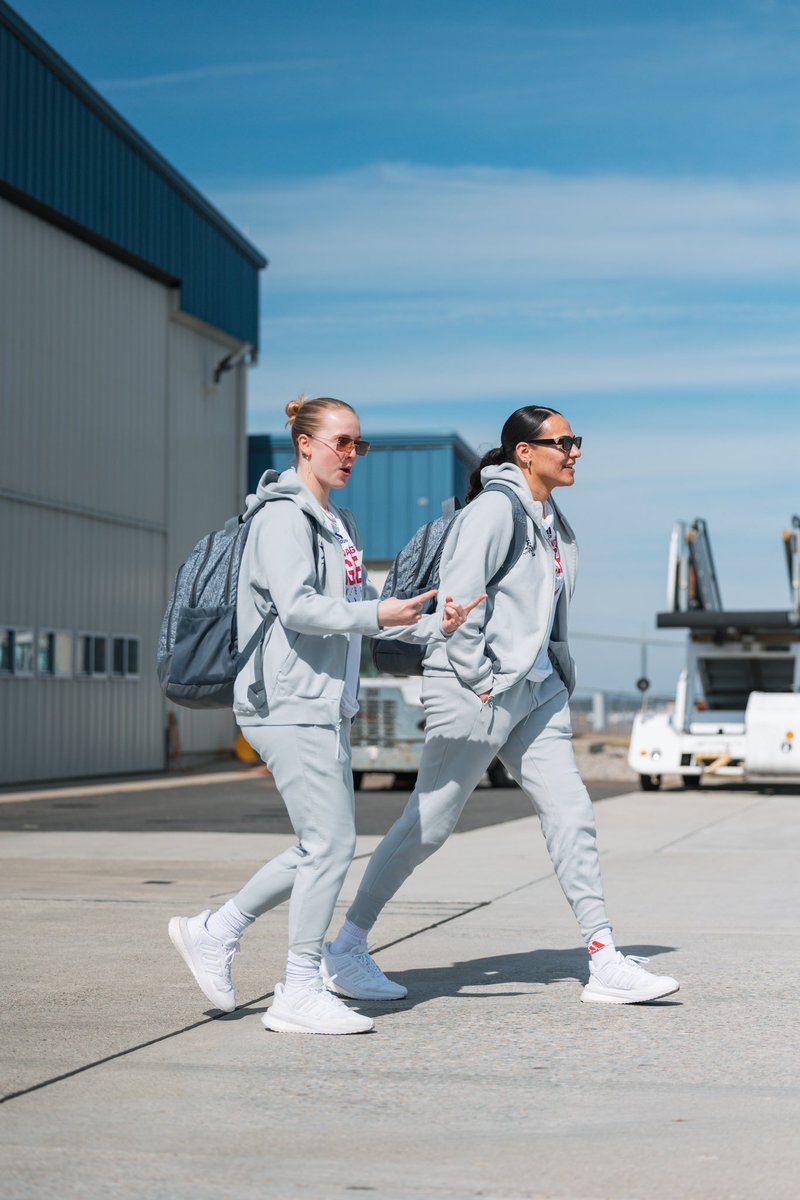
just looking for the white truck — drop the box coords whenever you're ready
[629,516,800,790]
[351,648,513,790]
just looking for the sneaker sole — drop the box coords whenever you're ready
[167,917,236,1014]
[261,1012,373,1035]
[323,978,407,1002]
[580,982,680,1005]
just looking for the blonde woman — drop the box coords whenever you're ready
[169,396,483,1035]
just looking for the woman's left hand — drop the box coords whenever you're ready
[441,593,487,634]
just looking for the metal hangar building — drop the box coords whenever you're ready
[0,2,267,785]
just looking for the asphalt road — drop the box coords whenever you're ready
[0,771,632,835]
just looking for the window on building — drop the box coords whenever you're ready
[77,633,107,678]
[0,629,11,675]
[0,628,35,677]
[15,630,34,675]
[37,631,73,677]
[111,635,141,679]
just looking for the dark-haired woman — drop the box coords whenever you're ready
[324,405,680,1006]
[169,395,483,1035]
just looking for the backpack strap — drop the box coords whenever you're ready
[481,482,530,588]
[441,496,462,519]
[245,507,320,711]
[244,612,278,710]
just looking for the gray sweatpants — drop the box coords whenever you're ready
[347,671,610,942]
[233,720,355,964]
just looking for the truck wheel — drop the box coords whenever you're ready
[352,771,364,792]
[488,758,517,788]
[680,774,701,789]
[393,772,418,791]
[639,773,662,792]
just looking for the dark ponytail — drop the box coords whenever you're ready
[465,405,561,502]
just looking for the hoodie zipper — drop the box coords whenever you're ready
[250,482,358,719]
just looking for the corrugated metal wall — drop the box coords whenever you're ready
[1,199,168,522]
[0,3,264,346]
[0,198,245,782]
[164,319,245,756]
[249,435,479,560]
[1,198,168,781]
[0,501,165,780]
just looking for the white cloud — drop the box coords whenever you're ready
[249,336,800,413]
[95,59,320,91]
[216,164,800,294]
[228,163,800,433]
[234,162,800,688]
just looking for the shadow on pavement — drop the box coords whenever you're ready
[234,944,681,1020]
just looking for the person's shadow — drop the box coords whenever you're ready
[224,944,681,1020]
[357,943,682,1017]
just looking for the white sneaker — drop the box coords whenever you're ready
[581,952,680,1005]
[168,909,239,1013]
[262,978,374,1035]
[321,941,408,1000]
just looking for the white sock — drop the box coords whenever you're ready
[206,899,254,943]
[328,918,370,956]
[587,927,616,967]
[284,951,322,994]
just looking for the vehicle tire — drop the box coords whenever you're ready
[639,773,662,791]
[680,774,701,789]
[488,758,517,788]
[352,771,364,792]
[392,771,418,791]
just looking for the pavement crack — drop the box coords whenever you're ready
[370,901,491,954]
[0,1012,232,1107]
[1,871,554,1105]
[654,796,766,853]
[369,871,555,954]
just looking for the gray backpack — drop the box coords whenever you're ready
[371,482,529,676]
[157,472,313,709]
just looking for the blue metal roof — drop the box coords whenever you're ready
[0,2,266,347]
[249,433,479,559]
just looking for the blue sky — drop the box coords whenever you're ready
[17,0,800,691]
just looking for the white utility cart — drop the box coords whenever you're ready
[351,649,514,790]
[629,516,800,791]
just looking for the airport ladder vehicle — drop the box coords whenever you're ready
[628,516,800,790]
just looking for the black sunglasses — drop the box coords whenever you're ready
[527,435,582,453]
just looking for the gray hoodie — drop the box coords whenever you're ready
[234,468,441,727]
[424,461,578,698]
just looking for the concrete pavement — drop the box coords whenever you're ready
[1,780,799,1199]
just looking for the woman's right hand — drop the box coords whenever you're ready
[378,589,487,629]
[378,589,440,627]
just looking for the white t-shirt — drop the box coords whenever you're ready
[324,509,363,718]
[526,501,565,684]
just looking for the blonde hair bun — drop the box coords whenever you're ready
[285,394,308,426]
[283,394,356,453]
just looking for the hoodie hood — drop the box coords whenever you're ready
[479,460,575,542]
[243,466,331,527]
[425,457,578,697]
[479,461,545,526]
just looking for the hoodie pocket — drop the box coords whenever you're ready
[270,631,300,690]
[548,639,576,694]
